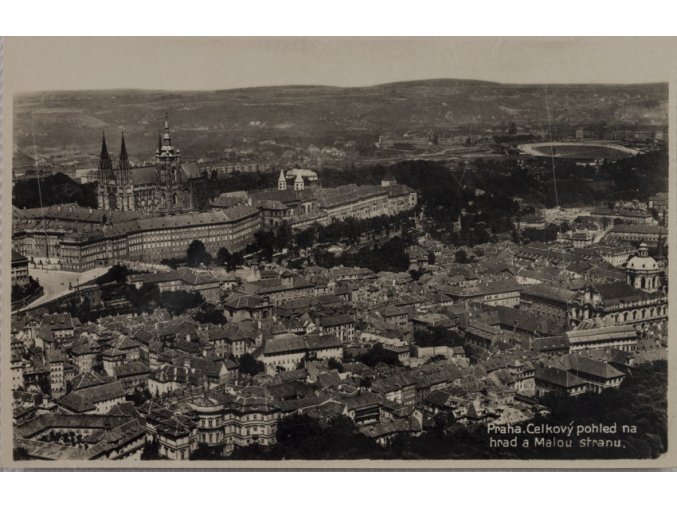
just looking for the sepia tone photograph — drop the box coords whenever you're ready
[0,36,675,469]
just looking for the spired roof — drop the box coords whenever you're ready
[120,132,128,161]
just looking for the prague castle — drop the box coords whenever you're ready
[13,115,418,272]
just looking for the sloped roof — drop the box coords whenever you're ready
[59,382,125,413]
[522,283,576,303]
[535,366,585,388]
[567,355,625,380]
[591,282,653,304]
[263,334,341,355]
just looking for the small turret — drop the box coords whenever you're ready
[638,242,649,257]
[294,173,304,191]
[278,169,287,190]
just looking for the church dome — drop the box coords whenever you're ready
[626,255,659,271]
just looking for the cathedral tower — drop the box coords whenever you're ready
[97,132,115,209]
[98,132,114,181]
[156,114,182,210]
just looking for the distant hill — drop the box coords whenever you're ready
[14,79,668,167]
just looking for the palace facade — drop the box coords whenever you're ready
[13,205,261,272]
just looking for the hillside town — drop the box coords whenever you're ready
[10,115,669,461]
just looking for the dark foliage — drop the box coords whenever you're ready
[414,327,464,348]
[315,237,411,273]
[191,444,227,460]
[140,439,161,460]
[187,240,212,267]
[95,264,136,286]
[327,357,345,373]
[454,249,470,263]
[127,387,152,407]
[193,303,227,325]
[231,414,382,460]
[13,172,98,209]
[11,276,43,302]
[356,343,402,368]
[238,353,265,376]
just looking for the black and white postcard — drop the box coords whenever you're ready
[1,37,675,469]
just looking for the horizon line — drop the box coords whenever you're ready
[13,77,670,96]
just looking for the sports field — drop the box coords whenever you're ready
[519,142,638,160]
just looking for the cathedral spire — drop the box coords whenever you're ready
[158,130,163,153]
[162,113,172,147]
[120,132,128,161]
[99,132,113,176]
[119,132,130,184]
[100,131,110,160]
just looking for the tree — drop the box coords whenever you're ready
[13,446,31,461]
[187,240,212,267]
[140,439,161,460]
[238,353,265,376]
[228,251,244,272]
[356,343,402,367]
[273,222,293,251]
[12,172,98,209]
[409,269,423,281]
[455,249,470,264]
[216,247,232,267]
[194,303,227,325]
[327,357,344,373]
[295,226,317,250]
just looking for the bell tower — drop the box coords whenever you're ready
[156,114,182,210]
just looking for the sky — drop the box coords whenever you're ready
[5,37,677,93]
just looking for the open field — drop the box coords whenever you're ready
[518,142,639,160]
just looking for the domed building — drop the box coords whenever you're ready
[625,243,661,293]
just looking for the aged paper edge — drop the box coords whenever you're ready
[0,36,675,470]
